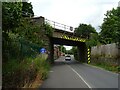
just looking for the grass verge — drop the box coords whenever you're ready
[3,54,51,88]
[89,63,120,74]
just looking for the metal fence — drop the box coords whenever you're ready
[3,39,40,61]
[45,18,75,32]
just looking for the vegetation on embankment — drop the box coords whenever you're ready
[2,2,53,88]
[88,62,120,74]
[72,7,120,68]
[3,54,50,88]
[90,43,120,73]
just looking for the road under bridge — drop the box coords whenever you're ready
[32,16,90,64]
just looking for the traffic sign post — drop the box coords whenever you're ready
[40,48,46,54]
[40,48,46,58]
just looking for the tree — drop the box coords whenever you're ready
[2,1,34,31]
[58,45,66,54]
[71,46,78,60]
[86,33,101,47]
[2,2,34,43]
[100,7,120,44]
[2,2,22,30]
[2,1,52,88]
[2,2,35,61]
[22,2,34,17]
[2,2,23,61]
[66,49,74,55]
[74,24,97,39]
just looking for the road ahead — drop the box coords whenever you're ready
[40,56,119,89]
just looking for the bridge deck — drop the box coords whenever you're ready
[54,28,74,36]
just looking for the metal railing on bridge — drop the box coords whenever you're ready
[45,18,75,32]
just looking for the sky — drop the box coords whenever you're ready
[29,0,119,50]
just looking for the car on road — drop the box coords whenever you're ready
[65,55,71,61]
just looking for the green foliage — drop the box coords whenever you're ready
[74,24,97,39]
[44,23,54,37]
[2,2,34,30]
[100,7,120,44]
[2,2,22,30]
[2,2,23,56]
[2,2,35,61]
[3,19,46,62]
[15,18,45,46]
[22,2,34,17]
[66,49,73,55]
[90,63,120,73]
[58,45,67,54]
[32,54,50,80]
[3,54,50,88]
[86,33,101,47]
[2,1,51,88]
[71,47,78,61]
[74,23,99,47]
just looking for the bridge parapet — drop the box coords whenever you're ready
[45,19,74,32]
[32,16,87,42]
[32,16,74,32]
[45,18,74,33]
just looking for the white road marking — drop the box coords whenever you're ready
[49,71,54,72]
[83,63,119,75]
[67,65,92,89]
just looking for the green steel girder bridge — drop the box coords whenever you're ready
[32,16,90,64]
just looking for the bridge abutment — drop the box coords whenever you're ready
[77,43,87,63]
[49,37,54,64]
[33,16,88,64]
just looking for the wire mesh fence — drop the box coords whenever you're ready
[3,38,41,62]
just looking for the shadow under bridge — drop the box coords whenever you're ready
[49,37,88,64]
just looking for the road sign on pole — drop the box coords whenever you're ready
[40,48,46,54]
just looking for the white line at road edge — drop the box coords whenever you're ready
[83,63,119,75]
[67,65,92,89]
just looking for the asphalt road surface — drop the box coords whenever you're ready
[40,56,119,89]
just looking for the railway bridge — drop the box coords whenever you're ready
[32,16,90,64]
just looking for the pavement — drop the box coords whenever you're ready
[40,56,119,89]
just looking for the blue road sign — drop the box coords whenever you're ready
[40,48,46,54]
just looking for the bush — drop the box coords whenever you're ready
[2,54,50,88]
[90,62,119,73]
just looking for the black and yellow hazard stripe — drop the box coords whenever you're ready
[87,48,91,64]
[60,35,86,42]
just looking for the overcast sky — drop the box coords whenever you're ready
[29,0,119,50]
